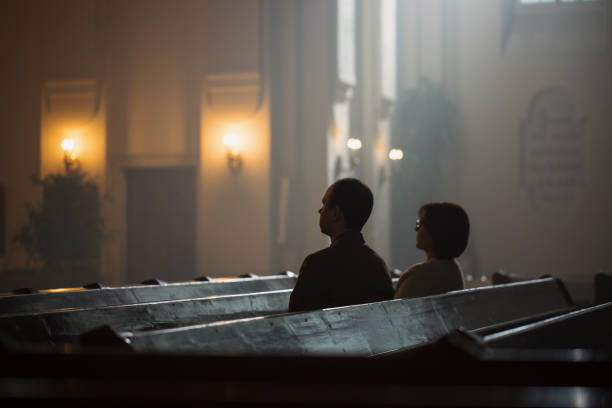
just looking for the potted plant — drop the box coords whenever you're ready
[14,163,105,280]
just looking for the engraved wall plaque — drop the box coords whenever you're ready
[520,88,586,211]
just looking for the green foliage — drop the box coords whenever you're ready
[390,77,456,268]
[14,167,104,272]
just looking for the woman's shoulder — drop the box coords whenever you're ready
[404,261,425,272]
[396,262,428,283]
[394,259,464,299]
[405,259,450,271]
[401,259,461,279]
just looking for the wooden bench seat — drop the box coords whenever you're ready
[120,277,572,355]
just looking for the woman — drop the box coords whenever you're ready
[394,202,470,299]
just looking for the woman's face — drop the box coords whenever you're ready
[415,209,433,254]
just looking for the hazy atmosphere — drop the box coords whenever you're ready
[1,0,610,304]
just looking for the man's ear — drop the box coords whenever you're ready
[330,205,343,222]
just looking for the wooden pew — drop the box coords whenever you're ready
[0,277,400,345]
[0,289,292,345]
[483,301,612,350]
[0,273,297,315]
[594,272,612,304]
[118,277,573,355]
[2,337,610,407]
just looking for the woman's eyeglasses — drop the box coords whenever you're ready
[415,219,422,232]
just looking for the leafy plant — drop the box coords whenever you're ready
[391,76,455,192]
[14,166,104,273]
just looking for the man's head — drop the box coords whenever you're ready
[318,178,374,236]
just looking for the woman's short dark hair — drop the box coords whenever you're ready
[328,178,373,231]
[420,202,469,259]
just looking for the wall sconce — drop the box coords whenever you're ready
[346,138,362,168]
[222,132,242,174]
[333,138,363,180]
[61,138,80,172]
[378,148,404,187]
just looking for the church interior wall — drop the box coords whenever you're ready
[390,0,610,301]
[0,0,610,298]
[0,0,275,285]
[451,0,611,299]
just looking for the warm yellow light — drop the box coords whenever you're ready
[388,148,404,161]
[61,138,75,152]
[222,133,240,155]
[222,132,243,173]
[41,287,83,293]
[347,138,362,150]
[60,136,80,171]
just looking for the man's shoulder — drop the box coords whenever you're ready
[300,247,334,270]
[363,244,388,263]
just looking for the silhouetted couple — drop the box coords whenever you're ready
[289,178,470,312]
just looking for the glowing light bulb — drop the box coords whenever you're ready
[222,133,240,155]
[61,138,75,152]
[388,149,404,161]
[346,138,362,150]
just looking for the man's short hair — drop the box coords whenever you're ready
[420,202,470,259]
[327,178,373,231]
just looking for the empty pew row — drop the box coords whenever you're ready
[106,277,573,356]
[0,272,297,315]
[2,333,611,407]
[0,290,293,345]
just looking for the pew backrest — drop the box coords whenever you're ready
[483,301,612,350]
[0,275,297,315]
[0,289,293,345]
[125,277,573,356]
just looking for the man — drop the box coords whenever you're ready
[288,178,394,312]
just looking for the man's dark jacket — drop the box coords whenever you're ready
[288,230,394,312]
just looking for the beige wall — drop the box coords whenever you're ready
[198,76,270,277]
[453,0,611,298]
[104,0,269,281]
[0,0,272,285]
